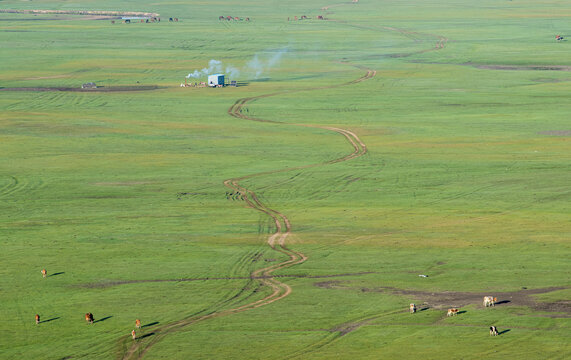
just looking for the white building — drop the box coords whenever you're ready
[208,74,224,87]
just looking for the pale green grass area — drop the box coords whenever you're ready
[1,0,570,359]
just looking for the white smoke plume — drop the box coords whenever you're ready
[186,47,289,80]
[246,48,289,79]
[186,59,224,78]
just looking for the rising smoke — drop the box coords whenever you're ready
[186,48,289,80]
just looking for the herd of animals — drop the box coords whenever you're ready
[36,269,143,340]
[36,268,503,339]
[409,296,502,336]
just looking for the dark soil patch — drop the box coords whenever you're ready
[467,63,571,71]
[538,130,571,137]
[0,86,162,92]
[314,282,570,316]
[532,78,571,83]
[0,9,159,17]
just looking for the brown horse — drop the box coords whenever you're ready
[85,313,94,324]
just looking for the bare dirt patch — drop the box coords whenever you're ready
[532,77,571,83]
[538,130,571,137]
[0,86,162,92]
[314,281,570,316]
[0,9,159,19]
[467,63,571,71]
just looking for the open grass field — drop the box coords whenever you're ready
[1,0,570,359]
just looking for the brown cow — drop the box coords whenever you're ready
[85,313,94,324]
[135,319,141,329]
[41,269,47,278]
[447,308,459,317]
[132,329,136,340]
[483,296,495,307]
[35,314,40,324]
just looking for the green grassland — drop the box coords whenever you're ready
[1,0,570,359]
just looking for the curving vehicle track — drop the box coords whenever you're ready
[119,66,374,359]
[119,2,451,357]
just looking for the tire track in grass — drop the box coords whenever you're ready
[119,68,375,359]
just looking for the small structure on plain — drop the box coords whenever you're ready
[81,82,97,89]
[208,74,224,87]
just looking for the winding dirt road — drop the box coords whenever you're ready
[119,68,375,360]
[117,2,453,357]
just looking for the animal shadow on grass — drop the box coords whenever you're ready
[93,316,112,323]
[141,321,159,328]
[498,329,510,336]
[495,300,511,305]
[458,310,467,315]
[419,307,430,312]
[49,272,65,277]
[40,317,60,324]
[137,332,155,340]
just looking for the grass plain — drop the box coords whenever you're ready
[0,0,570,359]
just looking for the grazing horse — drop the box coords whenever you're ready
[132,330,136,340]
[41,269,47,278]
[135,319,141,329]
[85,313,94,324]
[483,296,495,307]
[490,326,498,336]
[447,308,459,317]
[35,314,40,324]
[410,303,416,314]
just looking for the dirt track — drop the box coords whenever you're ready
[117,3,453,358]
[119,67,375,359]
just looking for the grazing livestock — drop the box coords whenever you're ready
[35,314,40,324]
[490,326,498,336]
[483,296,495,307]
[85,313,94,324]
[410,303,416,313]
[135,319,141,329]
[447,308,459,317]
[132,330,136,340]
[41,269,47,278]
